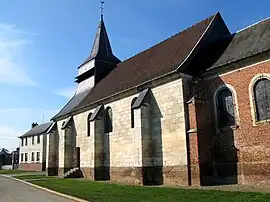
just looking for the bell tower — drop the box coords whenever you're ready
[75,3,120,93]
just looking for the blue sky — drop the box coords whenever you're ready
[0,0,269,151]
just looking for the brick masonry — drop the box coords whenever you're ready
[19,163,42,171]
[204,59,270,185]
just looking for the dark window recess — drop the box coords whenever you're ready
[217,88,235,129]
[36,152,40,162]
[21,153,23,162]
[25,138,28,146]
[21,138,24,146]
[31,152,35,161]
[87,113,93,137]
[32,136,35,145]
[104,107,113,133]
[254,78,270,121]
[25,153,28,162]
[37,135,40,144]
[131,97,137,128]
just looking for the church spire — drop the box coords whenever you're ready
[78,1,120,68]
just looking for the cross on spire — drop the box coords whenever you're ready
[100,1,105,19]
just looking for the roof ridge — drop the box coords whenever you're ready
[236,16,270,33]
[118,14,216,66]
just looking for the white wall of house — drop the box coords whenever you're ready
[19,134,46,164]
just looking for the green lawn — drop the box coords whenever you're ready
[15,175,57,180]
[30,179,270,202]
[0,170,36,175]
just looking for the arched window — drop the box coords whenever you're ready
[131,97,137,128]
[104,107,113,133]
[216,88,235,129]
[87,113,92,137]
[254,78,270,121]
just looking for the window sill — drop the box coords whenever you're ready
[254,119,270,126]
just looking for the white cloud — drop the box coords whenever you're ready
[0,23,37,86]
[54,86,76,99]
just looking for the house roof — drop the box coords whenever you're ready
[206,17,270,71]
[19,122,53,138]
[52,13,217,120]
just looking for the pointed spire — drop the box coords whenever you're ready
[79,16,120,68]
[78,2,120,68]
[89,18,114,59]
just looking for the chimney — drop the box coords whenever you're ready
[31,122,38,128]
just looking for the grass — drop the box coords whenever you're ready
[15,175,57,180]
[29,179,270,202]
[0,169,36,175]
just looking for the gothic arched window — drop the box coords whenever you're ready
[216,88,235,129]
[254,78,270,121]
[131,97,137,128]
[104,107,113,133]
[87,113,92,137]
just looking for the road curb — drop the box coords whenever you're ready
[0,174,89,202]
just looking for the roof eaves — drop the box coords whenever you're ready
[206,48,270,73]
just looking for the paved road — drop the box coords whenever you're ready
[0,175,75,202]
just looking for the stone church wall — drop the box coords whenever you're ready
[56,76,188,185]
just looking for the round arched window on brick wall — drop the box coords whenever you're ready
[253,78,270,121]
[213,83,240,131]
[216,88,236,129]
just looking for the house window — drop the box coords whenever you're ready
[104,107,113,133]
[21,138,24,146]
[25,153,28,162]
[36,152,40,162]
[87,113,93,137]
[32,136,35,145]
[131,97,137,128]
[31,152,35,162]
[25,137,28,146]
[37,135,40,144]
[254,78,270,121]
[216,88,235,129]
[21,153,23,162]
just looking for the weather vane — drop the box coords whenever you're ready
[100,1,105,18]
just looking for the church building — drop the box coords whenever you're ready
[46,12,270,186]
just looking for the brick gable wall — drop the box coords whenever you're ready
[204,59,270,185]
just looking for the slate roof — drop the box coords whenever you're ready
[78,17,121,68]
[52,14,216,120]
[77,15,215,107]
[206,17,270,71]
[52,88,92,120]
[19,122,53,138]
